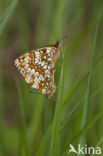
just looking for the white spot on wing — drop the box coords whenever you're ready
[25,77,30,83]
[24,56,29,61]
[42,88,46,93]
[32,82,39,89]
[35,51,40,55]
[47,49,50,53]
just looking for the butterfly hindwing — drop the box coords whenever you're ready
[14,42,61,97]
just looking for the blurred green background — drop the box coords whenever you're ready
[0,0,103,156]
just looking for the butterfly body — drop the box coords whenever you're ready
[15,41,61,97]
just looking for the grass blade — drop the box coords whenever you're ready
[0,0,19,155]
[63,50,103,108]
[62,73,81,107]
[0,0,19,36]
[15,79,29,155]
[28,96,44,144]
[79,12,102,147]
[35,124,52,156]
[49,46,65,156]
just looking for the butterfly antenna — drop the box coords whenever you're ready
[58,35,68,43]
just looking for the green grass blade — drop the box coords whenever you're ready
[0,0,19,36]
[62,73,81,107]
[49,47,65,156]
[79,12,102,147]
[63,51,103,109]
[28,96,44,144]
[28,135,42,156]
[62,83,103,133]
[0,1,19,154]
[35,123,52,156]
[15,80,29,155]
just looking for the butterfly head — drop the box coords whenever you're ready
[55,41,60,48]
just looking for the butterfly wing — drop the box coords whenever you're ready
[14,46,58,97]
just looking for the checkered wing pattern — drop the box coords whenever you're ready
[15,43,61,97]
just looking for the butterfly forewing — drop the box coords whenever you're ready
[14,42,61,97]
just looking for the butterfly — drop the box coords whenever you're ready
[14,41,61,98]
